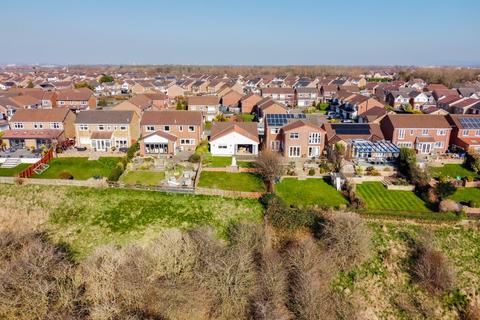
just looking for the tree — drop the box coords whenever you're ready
[331,142,346,172]
[466,152,480,173]
[99,75,114,83]
[255,150,283,193]
[98,99,108,107]
[398,148,417,180]
[434,181,457,200]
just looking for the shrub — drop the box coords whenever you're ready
[308,168,315,176]
[465,152,480,174]
[469,200,479,208]
[398,148,417,179]
[322,212,372,271]
[366,166,380,176]
[439,199,462,213]
[435,181,457,200]
[411,234,455,294]
[58,171,73,180]
[189,153,201,163]
[108,165,124,182]
[266,196,316,230]
[126,142,140,162]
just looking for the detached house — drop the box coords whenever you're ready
[187,96,220,121]
[446,114,480,153]
[239,93,263,114]
[57,88,96,112]
[265,113,326,159]
[380,114,451,155]
[74,110,140,151]
[209,122,259,156]
[140,110,203,156]
[296,87,319,107]
[261,87,296,106]
[2,108,75,150]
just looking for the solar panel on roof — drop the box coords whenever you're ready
[459,117,480,129]
[331,124,371,135]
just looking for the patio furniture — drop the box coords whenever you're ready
[76,146,87,151]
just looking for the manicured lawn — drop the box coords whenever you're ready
[276,178,348,208]
[0,163,30,177]
[34,157,122,180]
[198,171,266,192]
[449,187,480,205]
[357,182,432,213]
[0,184,263,260]
[119,170,165,186]
[205,156,253,168]
[430,164,479,180]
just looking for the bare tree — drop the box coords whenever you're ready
[331,143,346,173]
[255,150,283,193]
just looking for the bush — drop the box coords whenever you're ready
[308,168,315,176]
[265,195,316,230]
[439,199,462,213]
[189,153,201,163]
[126,142,139,162]
[465,152,480,174]
[435,181,457,200]
[469,200,479,208]
[58,171,73,180]
[411,234,455,294]
[366,166,380,176]
[108,165,124,182]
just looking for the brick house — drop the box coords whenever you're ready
[296,87,319,107]
[380,114,451,155]
[140,110,203,156]
[260,87,296,106]
[239,93,263,114]
[446,114,480,153]
[2,108,75,150]
[187,96,220,121]
[74,110,140,151]
[56,88,97,112]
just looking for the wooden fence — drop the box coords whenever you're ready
[18,148,54,178]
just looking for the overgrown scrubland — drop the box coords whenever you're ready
[1,184,480,319]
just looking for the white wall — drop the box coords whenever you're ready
[210,132,258,156]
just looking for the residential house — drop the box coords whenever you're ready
[221,90,244,108]
[140,110,203,156]
[320,85,339,101]
[448,98,480,114]
[2,108,75,150]
[187,96,220,121]
[254,98,289,118]
[56,88,96,112]
[239,93,263,114]
[335,94,384,120]
[166,84,186,99]
[296,87,319,107]
[261,87,296,106]
[446,114,480,153]
[409,91,436,110]
[74,110,140,151]
[264,113,326,159]
[209,122,259,156]
[0,95,42,119]
[380,114,451,155]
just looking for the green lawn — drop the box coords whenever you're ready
[34,157,122,180]
[239,113,255,122]
[198,171,266,192]
[120,170,165,186]
[449,188,480,205]
[276,178,348,208]
[0,184,263,260]
[205,156,253,168]
[357,182,433,213]
[430,164,479,180]
[0,163,30,177]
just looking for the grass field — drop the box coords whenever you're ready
[204,156,253,168]
[430,164,479,180]
[449,187,480,205]
[34,157,122,180]
[0,163,30,177]
[198,171,265,192]
[119,170,165,186]
[0,184,263,260]
[276,178,348,208]
[357,182,433,214]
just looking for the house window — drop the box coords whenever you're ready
[98,125,105,131]
[270,128,279,134]
[79,124,88,131]
[290,132,299,139]
[179,126,183,132]
[34,123,44,129]
[146,125,155,132]
[289,146,301,157]
[106,125,112,131]
[398,142,413,148]
[120,125,127,131]
[164,125,170,132]
[180,139,196,145]
[437,129,447,136]
[218,145,227,149]
[398,129,405,140]
[434,141,444,148]
[476,130,480,137]
[188,126,195,132]
[410,130,414,135]
[309,132,321,144]
[13,123,24,129]
[115,138,128,148]
[51,122,60,129]
[271,140,280,151]
[462,129,469,136]
[421,129,429,135]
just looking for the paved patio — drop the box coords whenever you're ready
[0,149,41,159]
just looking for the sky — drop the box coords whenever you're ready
[1,0,480,66]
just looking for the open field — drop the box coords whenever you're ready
[0,184,263,260]
[34,157,122,180]
[276,178,348,208]
[0,163,29,177]
[119,170,165,186]
[430,164,479,180]
[198,171,265,192]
